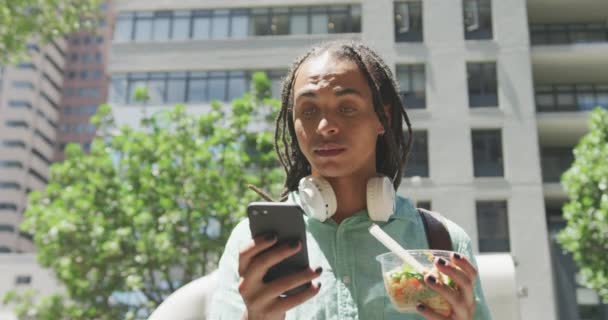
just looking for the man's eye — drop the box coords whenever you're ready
[302,106,318,116]
[340,105,357,113]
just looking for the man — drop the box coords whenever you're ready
[208,41,491,320]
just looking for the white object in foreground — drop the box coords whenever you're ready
[368,224,426,273]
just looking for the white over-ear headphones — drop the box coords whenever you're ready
[298,175,396,222]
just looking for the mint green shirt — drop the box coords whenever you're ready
[208,194,492,319]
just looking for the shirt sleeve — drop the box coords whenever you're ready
[207,220,250,319]
[446,220,493,320]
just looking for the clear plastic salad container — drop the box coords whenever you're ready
[376,250,458,316]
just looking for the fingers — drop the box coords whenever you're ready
[272,282,322,314]
[450,253,478,280]
[262,267,323,299]
[245,240,303,282]
[238,233,278,276]
[416,302,450,320]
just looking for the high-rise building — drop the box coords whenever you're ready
[0,40,66,253]
[54,1,115,161]
[108,1,608,319]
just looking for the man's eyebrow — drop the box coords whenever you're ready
[333,87,363,97]
[295,87,363,100]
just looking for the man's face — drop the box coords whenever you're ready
[292,52,385,179]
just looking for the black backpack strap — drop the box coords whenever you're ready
[417,208,454,251]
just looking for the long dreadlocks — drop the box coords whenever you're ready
[274,40,414,197]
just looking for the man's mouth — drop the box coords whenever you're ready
[313,144,346,157]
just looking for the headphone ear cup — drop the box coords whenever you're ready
[366,176,395,222]
[298,176,337,222]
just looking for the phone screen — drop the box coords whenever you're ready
[247,202,310,296]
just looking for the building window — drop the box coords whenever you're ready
[0,161,23,168]
[116,5,361,42]
[472,129,503,177]
[1,140,26,149]
[5,120,29,128]
[0,182,21,190]
[153,11,172,41]
[32,148,52,166]
[416,201,432,211]
[530,23,608,45]
[394,1,423,42]
[0,203,18,211]
[134,12,154,41]
[541,147,574,183]
[467,62,498,107]
[12,81,35,90]
[172,11,191,40]
[111,70,285,104]
[8,100,32,109]
[535,84,608,112]
[114,13,134,42]
[15,275,32,285]
[35,129,54,147]
[477,200,510,252]
[29,168,49,184]
[463,0,493,40]
[0,224,15,233]
[0,246,12,253]
[404,130,429,177]
[397,64,426,109]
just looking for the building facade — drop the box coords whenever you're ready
[0,0,593,319]
[54,1,115,161]
[0,40,66,254]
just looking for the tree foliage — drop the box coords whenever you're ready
[0,0,102,63]
[3,73,284,319]
[558,107,608,302]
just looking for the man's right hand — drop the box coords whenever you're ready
[238,233,322,320]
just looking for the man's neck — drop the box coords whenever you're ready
[323,173,376,224]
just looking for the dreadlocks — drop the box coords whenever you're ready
[275,40,414,197]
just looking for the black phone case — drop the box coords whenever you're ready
[247,202,311,296]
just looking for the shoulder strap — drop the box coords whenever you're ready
[417,208,454,251]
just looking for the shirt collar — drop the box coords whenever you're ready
[287,191,419,224]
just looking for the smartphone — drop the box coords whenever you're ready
[247,202,310,296]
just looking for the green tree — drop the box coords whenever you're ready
[558,107,608,302]
[0,0,102,63]
[3,73,284,319]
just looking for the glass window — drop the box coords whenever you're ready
[153,11,172,41]
[192,11,211,39]
[251,9,270,36]
[0,160,23,168]
[166,74,187,103]
[290,8,308,35]
[463,0,493,40]
[2,140,26,149]
[270,8,289,35]
[472,130,503,177]
[467,62,498,107]
[228,72,247,101]
[211,10,230,39]
[0,203,18,211]
[147,75,166,105]
[172,11,191,40]
[209,72,227,101]
[128,76,147,104]
[328,6,349,34]
[110,75,128,104]
[416,201,431,211]
[188,78,208,102]
[311,8,329,34]
[394,2,423,42]
[403,130,429,177]
[350,5,362,33]
[134,13,153,41]
[477,201,510,252]
[230,10,249,38]
[397,64,426,109]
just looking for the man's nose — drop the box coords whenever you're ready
[317,116,339,136]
